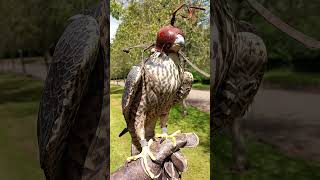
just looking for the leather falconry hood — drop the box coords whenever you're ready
[155,3,205,53]
[155,25,184,53]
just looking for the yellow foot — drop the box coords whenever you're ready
[126,139,159,179]
[155,130,181,146]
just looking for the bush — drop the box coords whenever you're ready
[191,70,209,84]
[292,57,320,73]
[266,58,291,71]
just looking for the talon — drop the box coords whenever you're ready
[126,139,159,178]
[171,130,181,136]
[155,130,181,146]
[147,139,156,161]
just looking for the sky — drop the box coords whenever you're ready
[110,15,121,43]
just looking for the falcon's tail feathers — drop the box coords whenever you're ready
[119,127,129,137]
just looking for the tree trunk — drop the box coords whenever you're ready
[19,49,26,74]
[44,49,51,72]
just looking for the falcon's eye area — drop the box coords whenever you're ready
[174,34,185,47]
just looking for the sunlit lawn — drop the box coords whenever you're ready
[110,85,210,179]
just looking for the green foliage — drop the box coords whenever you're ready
[192,82,210,90]
[264,68,320,87]
[110,0,210,79]
[230,0,320,64]
[191,69,210,83]
[110,0,124,20]
[0,0,98,58]
[292,58,320,73]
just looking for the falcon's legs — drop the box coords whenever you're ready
[127,139,158,178]
[126,86,158,178]
[160,113,169,131]
[131,143,140,156]
[181,99,188,116]
[230,117,248,172]
[155,113,180,146]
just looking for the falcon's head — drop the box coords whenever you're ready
[155,25,185,53]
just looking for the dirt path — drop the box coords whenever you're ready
[0,58,47,80]
[186,89,210,112]
[245,88,320,162]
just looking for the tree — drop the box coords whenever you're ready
[229,0,320,64]
[110,0,210,80]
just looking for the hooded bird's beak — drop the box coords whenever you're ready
[170,34,185,52]
[174,34,185,48]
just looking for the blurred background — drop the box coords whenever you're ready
[214,0,320,180]
[0,0,100,179]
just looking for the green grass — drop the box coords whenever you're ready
[110,85,210,179]
[213,133,320,180]
[0,73,45,180]
[192,82,210,90]
[264,68,320,88]
[2,73,320,180]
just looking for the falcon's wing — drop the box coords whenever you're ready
[121,65,142,120]
[37,15,100,178]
